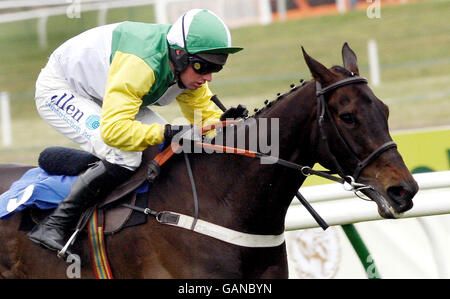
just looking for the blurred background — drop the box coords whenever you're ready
[0,0,449,279]
[0,0,448,165]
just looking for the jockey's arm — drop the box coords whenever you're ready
[175,82,222,130]
[100,51,165,151]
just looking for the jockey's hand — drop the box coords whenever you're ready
[164,124,191,144]
[220,104,249,120]
[164,124,201,145]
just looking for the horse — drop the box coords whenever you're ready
[0,43,418,278]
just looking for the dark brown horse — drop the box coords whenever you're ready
[0,44,418,278]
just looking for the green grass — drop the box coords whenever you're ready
[0,1,449,165]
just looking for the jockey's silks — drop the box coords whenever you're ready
[50,22,221,152]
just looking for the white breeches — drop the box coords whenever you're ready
[35,57,167,170]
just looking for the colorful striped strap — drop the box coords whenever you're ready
[88,209,114,279]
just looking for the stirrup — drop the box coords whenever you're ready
[57,206,97,259]
[57,229,80,259]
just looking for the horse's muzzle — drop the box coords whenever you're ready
[386,184,417,213]
[378,179,419,218]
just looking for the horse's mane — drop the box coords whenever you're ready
[250,78,310,118]
[208,77,312,147]
[211,65,350,142]
[250,65,354,116]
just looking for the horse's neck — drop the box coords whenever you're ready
[197,82,318,234]
[258,82,317,161]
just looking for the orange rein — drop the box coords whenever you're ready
[153,120,251,166]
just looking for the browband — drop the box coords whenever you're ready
[316,76,368,96]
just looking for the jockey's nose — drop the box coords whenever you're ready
[203,73,212,82]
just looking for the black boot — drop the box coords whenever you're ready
[28,160,133,256]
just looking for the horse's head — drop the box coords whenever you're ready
[302,43,418,219]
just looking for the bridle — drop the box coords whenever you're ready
[134,75,399,232]
[313,75,397,185]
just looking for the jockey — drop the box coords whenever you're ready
[28,9,247,255]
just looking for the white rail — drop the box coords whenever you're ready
[0,0,106,10]
[0,0,160,23]
[0,92,12,147]
[285,171,450,230]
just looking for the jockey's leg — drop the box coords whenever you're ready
[30,56,167,255]
[28,160,133,254]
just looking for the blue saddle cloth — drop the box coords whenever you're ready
[0,167,149,220]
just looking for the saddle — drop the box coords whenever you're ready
[21,146,160,235]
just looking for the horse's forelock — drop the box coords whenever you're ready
[330,65,353,77]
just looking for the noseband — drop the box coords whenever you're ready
[315,76,397,182]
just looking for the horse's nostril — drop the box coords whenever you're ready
[387,185,413,211]
[388,186,406,199]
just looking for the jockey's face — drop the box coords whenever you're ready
[179,62,213,90]
[174,49,214,90]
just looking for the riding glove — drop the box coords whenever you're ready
[220,104,249,120]
[164,123,205,145]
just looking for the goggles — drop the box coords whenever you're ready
[188,56,223,75]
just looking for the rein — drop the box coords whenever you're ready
[126,76,398,245]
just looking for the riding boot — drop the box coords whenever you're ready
[28,160,133,255]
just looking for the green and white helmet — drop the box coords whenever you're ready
[167,9,243,56]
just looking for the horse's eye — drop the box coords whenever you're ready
[339,113,356,124]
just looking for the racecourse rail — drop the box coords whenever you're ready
[285,171,450,230]
[285,170,450,278]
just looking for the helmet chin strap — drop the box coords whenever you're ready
[167,48,187,89]
[168,13,189,89]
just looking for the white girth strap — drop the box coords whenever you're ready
[156,211,285,248]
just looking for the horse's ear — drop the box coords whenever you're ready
[342,42,359,75]
[301,46,334,85]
